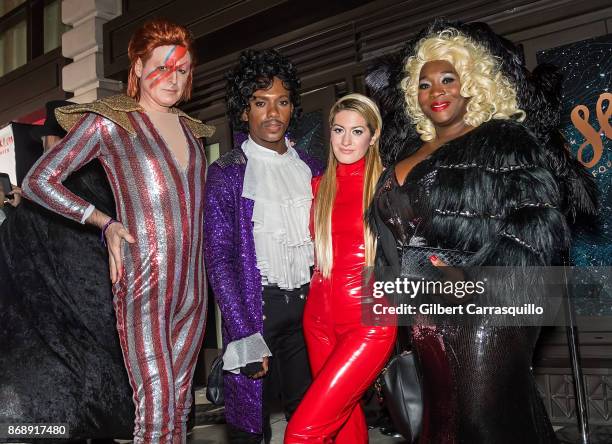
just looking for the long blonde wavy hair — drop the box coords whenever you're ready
[313,93,383,278]
[401,28,525,141]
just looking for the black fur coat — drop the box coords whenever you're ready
[366,20,597,284]
[371,119,570,274]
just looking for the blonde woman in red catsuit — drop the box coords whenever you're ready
[285,94,397,443]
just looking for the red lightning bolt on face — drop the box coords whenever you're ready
[144,45,189,90]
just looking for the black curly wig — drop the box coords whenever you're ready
[225,48,302,133]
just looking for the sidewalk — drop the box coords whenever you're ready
[186,389,612,444]
[188,389,403,443]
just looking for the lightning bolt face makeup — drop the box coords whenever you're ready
[137,45,191,111]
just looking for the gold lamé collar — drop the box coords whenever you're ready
[55,94,215,139]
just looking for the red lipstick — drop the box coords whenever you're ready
[431,101,450,112]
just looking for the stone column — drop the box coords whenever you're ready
[61,0,122,103]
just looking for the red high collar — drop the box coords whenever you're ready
[336,156,366,177]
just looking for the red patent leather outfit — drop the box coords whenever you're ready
[285,157,397,443]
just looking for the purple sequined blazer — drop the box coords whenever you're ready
[203,146,323,434]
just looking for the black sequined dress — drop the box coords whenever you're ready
[371,120,562,444]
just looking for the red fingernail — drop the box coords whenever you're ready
[430,255,438,262]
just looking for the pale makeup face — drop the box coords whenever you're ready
[330,110,377,165]
[135,45,191,111]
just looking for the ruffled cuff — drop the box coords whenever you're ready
[80,204,95,224]
[222,332,272,374]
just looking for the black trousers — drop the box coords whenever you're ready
[228,284,312,444]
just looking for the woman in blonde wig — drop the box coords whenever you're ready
[285,94,396,443]
[365,19,595,443]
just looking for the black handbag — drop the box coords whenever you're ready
[400,245,474,281]
[205,355,224,406]
[399,215,474,282]
[376,348,423,443]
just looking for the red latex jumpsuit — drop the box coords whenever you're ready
[285,157,397,443]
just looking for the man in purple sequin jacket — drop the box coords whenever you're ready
[203,49,323,443]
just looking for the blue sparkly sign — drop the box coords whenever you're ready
[538,34,611,315]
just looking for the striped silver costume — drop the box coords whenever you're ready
[23,95,213,444]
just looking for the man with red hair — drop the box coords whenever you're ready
[23,18,213,444]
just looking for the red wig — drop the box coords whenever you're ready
[127,18,195,102]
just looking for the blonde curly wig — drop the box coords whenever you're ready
[400,28,525,141]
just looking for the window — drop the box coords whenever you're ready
[0,17,26,76]
[43,0,64,53]
[0,0,68,77]
[205,143,220,166]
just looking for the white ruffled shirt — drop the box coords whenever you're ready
[222,137,314,374]
[241,136,314,290]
